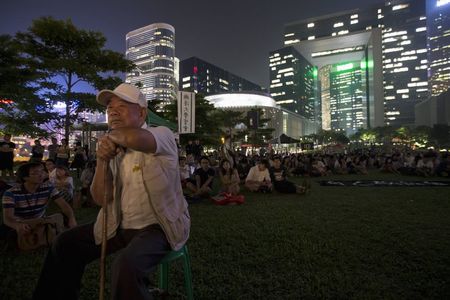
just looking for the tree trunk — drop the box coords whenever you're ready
[65,73,72,141]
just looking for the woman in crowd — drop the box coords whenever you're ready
[51,165,74,204]
[218,159,241,196]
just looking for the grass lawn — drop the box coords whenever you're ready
[1,172,450,299]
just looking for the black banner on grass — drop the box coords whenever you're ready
[319,180,450,187]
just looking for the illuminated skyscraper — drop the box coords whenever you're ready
[427,0,450,96]
[269,47,316,120]
[270,29,384,135]
[125,23,176,105]
[283,0,428,127]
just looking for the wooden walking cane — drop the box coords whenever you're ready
[99,161,108,300]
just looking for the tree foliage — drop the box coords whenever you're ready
[243,108,275,147]
[13,17,133,139]
[0,34,56,137]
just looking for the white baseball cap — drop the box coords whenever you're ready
[96,83,147,108]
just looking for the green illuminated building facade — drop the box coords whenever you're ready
[329,62,365,132]
[270,29,384,135]
[283,0,428,128]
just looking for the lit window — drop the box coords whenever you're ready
[378,14,384,19]
[396,89,409,94]
[182,83,190,88]
[270,83,283,88]
[182,76,190,82]
[437,0,450,7]
[351,20,359,24]
[351,14,358,19]
[384,47,404,53]
[334,22,344,28]
[307,23,314,28]
[284,33,294,37]
[308,36,315,40]
[392,4,409,10]
[416,27,426,32]
[285,39,300,45]
[338,30,349,35]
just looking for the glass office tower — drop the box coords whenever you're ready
[125,23,177,106]
[284,0,428,127]
[269,47,316,121]
[427,0,450,97]
[329,62,366,134]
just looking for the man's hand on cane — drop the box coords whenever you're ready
[97,135,121,162]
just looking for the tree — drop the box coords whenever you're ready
[243,108,275,147]
[15,17,133,140]
[0,35,57,137]
[411,125,431,147]
[214,110,247,146]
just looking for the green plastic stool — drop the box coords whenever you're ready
[158,245,194,300]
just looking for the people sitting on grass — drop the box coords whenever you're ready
[212,159,244,205]
[416,154,434,177]
[381,157,400,174]
[354,156,368,175]
[186,156,215,200]
[435,153,450,177]
[245,159,272,193]
[311,158,328,176]
[179,156,192,188]
[269,156,308,194]
[51,165,74,204]
[236,157,252,184]
[0,162,77,249]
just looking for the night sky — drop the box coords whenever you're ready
[1,0,383,88]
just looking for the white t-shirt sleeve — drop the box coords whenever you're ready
[147,126,177,157]
[246,166,256,181]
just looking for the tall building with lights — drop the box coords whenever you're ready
[269,47,316,120]
[271,29,384,135]
[125,23,177,106]
[427,0,450,97]
[283,0,428,128]
[179,57,264,95]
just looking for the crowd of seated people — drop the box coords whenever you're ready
[177,144,449,205]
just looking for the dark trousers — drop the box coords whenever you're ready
[273,180,296,193]
[33,222,170,300]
